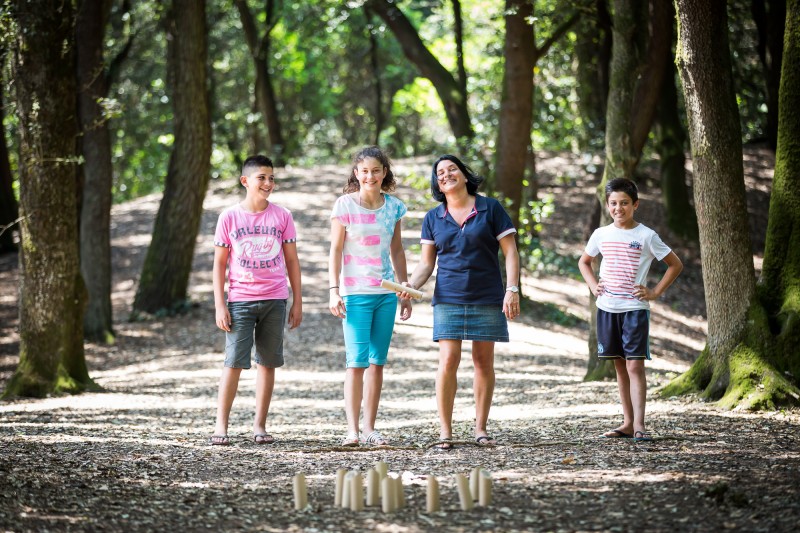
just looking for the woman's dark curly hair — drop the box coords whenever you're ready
[430,154,483,203]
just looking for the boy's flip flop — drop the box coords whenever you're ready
[601,429,633,439]
[633,431,653,442]
[475,436,497,446]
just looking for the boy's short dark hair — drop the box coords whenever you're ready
[605,178,639,203]
[242,155,274,176]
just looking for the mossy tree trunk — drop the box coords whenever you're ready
[132,0,212,315]
[758,0,800,395]
[77,0,115,343]
[662,0,799,409]
[3,0,97,398]
[585,0,671,381]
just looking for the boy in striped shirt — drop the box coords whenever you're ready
[578,178,683,442]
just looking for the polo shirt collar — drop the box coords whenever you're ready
[437,194,487,218]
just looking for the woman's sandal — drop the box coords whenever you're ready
[254,433,275,444]
[209,434,230,446]
[435,437,454,451]
[341,432,360,447]
[360,430,388,446]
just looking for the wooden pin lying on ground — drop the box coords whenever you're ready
[426,475,440,513]
[293,473,307,510]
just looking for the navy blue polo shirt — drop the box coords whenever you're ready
[421,195,516,306]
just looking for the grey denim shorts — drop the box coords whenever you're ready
[224,299,287,369]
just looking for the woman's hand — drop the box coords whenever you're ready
[399,298,412,321]
[503,290,521,320]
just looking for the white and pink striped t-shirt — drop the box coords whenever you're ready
[330,193,407,296]
[585,223,672,313]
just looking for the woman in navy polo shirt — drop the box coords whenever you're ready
[402,155,520,449]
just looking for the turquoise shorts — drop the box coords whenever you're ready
[342,293,398,368]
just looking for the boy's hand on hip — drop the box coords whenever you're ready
[634,284,655,301]
[593,279,605,297]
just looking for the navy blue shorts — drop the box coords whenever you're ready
[596,308,650,360]
[433,304,509,342]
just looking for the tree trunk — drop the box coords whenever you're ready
[662,0,799,409]
[4,0,96,398]
[365,6,385,146]
[752,0,786,151]
[758,0,800,392]
[76,0,115,343]
[574,0,612,147]
[132,0,211,315]
[0,81,18,253]
[365,0,473,143]
[654,9,698,240]
[495,0,535,228]
[586,0,670,381]
[235,0,285,163]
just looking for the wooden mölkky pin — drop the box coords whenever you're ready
[426,475,440,512]
[349,472,364,512]
[469,466,483,500]
[341,471,355,508]
[381,475,396,513]
[293,473,307,510]
[366,468,380,506]
[334,468,347,506]
[393,476,405,509]
[478,470,492,507]
[455,473,473,511]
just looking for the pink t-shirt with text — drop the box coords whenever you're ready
[214,203,297,302]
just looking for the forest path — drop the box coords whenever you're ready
[1,156,798,532]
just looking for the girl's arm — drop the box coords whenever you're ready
[283,241,303,329]
[329,219,347,318]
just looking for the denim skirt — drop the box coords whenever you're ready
[433,304,509,342]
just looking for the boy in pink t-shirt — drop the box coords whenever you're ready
[209,155,302,446]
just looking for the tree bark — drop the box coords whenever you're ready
[495,0,535,227]
[654,8,698,240]
[662,0,799,409]
[586,0,670,381]
[574,0,612,147]
[365,0,473,143]
[4,0,95,398]
[235,0,285,162]
[759,0,800,389]
[132,0,212,315]
[752,0,786,151]
[76,0,115,343]
[0,79,18,253]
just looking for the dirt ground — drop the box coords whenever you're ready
[1,149,798,532]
